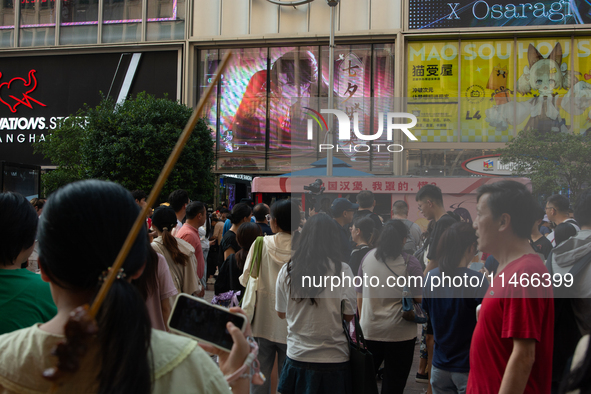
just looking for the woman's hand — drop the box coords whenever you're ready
[198,307,251,376]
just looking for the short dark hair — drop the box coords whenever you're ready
[476,180,537,239]
[131,190,147,202]
[435,222,477,275]
[30,197,44,210]
[416,184,443,206]
[168,189,189,213]
[0,192,38,266]
[375,220,405,262]
[356,191,375,209]
[392,200,409,216]
[253,203,270,222]
[575,188,591,227]
[185,201,206,220]
[547,194,571,214]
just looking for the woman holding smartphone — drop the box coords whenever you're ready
[0,180,254,393]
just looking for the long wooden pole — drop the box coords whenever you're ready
[89,51,232,317]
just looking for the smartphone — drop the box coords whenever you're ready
[168,293,247,352]
[469,262,484,272]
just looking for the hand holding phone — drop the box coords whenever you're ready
[168,293,247,352]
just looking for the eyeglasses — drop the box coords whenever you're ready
[545,206,555,211]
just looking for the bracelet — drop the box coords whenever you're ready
[224,337,265,385]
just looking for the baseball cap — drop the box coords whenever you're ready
[331,198,359,217]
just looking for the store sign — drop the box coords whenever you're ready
[462,155,518,176]
[0,51,178,166]
[409,0,591,29]
[222,174,253,181]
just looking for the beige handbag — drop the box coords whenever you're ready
[239,236,264,323]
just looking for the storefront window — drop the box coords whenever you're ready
[0,0,14,47]
[407,41,459,142]
[460,39,514,142]
[200,44,397,174]
[102,0,141,43]
[19,0,55,47]
[146,0,184,41]
[60,0,98,45]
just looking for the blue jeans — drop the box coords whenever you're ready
[252,337,287,394]
[431,365,469,394]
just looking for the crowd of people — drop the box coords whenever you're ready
[0,179,590,394]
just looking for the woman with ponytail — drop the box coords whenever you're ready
[349,216,379,275]
[151,205,202,298]
[0,180,253,393]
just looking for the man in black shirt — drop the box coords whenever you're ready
[354,190,383,229]
[253,203,274,236]
[416,184,457,273]
[331,198,358,257]
[546,194,580,246]
[531,204,553,259]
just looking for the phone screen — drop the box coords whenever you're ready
[168,295,246,351]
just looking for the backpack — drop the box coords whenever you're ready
[546,249,591,391]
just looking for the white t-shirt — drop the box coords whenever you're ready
[275,261,357,363]
[198,225,210,252]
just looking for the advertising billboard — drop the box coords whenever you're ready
[0,50,178,165]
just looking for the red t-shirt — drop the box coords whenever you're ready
[467,254,554,394]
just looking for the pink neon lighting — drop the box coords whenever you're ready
[0,0,178,29]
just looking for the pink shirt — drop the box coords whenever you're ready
[145,253,178,331]
[176,224,205,280]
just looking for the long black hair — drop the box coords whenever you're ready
[152,206,189,266]
[38,180,151,394]
[286,213,344,305]
[227,203,252,225]
[435,222,477,275]
[375,220,405,263]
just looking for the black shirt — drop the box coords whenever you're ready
[353,209,383,229]
[334,219,352,258]
[349,245,371,276]
[531,236,553,260]
[220,230,241,254]
[257,222,274,236]
[426,214,457,260]
[214,254,246,297]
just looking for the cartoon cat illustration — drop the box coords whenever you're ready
[485,43,584,133]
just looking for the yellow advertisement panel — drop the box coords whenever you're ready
[573,38,591,134]
[460,40,514,142]
[513,38,572,133]
[407,41,459,142]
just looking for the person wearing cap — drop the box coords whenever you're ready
[331,198,358,257]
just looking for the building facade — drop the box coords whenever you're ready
[1,0,588,198]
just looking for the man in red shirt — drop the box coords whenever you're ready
[468,180,554,394]
[176,201,207,290]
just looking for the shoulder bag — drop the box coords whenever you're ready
[342,303,379,394]
[239,236,264,323]
[382,254,428,324]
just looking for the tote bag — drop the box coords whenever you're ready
[239,236,264,323]
[342,311,378,394]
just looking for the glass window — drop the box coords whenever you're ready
[146,0,184,41]
[460,39,514,142]
[574,37,591,134]
[102,0,141,43]
[19,0,55,46]
[407,41,459,142]
[60,0,98,44]
[198,48,220,166]
[515,38,572,133]
[268,46,320,172]
[0,0,15,47]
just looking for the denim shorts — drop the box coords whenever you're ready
[278,357,352,394]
